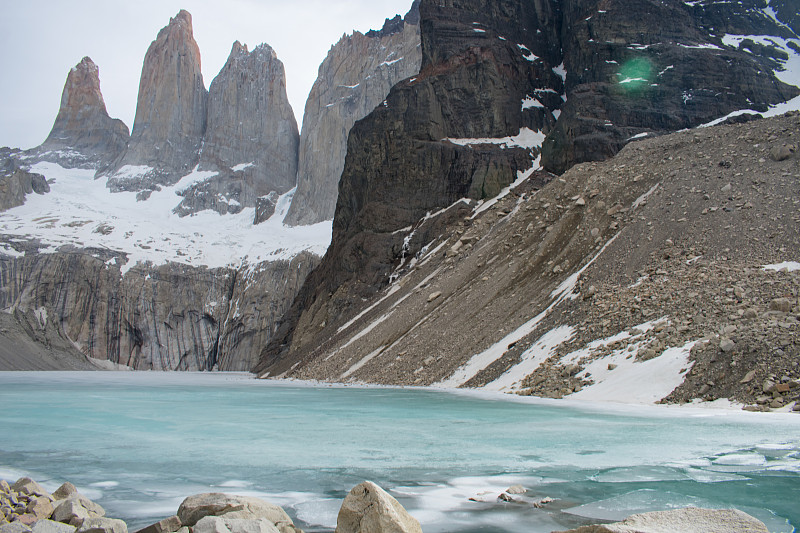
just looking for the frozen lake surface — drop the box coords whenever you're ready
[1,372,799,532]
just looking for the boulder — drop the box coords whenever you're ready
[51,493,103,525]
[76,518,127,533]
[11,479,47,498]
[553,507,769,533]
[0,523,31,533]
[51,485,78,502]
[770,298,793,313]
[192,517,279,533]
[505,485,526,495]
[26,497,54,519]
[335,481,422,533]
[176,494,293,531]
[31,520,77,533]
[133,516,181,533]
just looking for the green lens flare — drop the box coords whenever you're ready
[616,57,654,92]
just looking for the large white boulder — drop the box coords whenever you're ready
[335,482,421,533]
[176,494,298,533]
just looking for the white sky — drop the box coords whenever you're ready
[0,0,415,150]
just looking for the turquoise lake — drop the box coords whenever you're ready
[1,372,799,532]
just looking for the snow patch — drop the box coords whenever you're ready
[0,163,332,275]
[485,325,576,391]
[763,261,800,272]
[231,162,255,172]
[571,340,696,404]
[552,62,567,82]
[521,96,545,110]
[444,128,546,150]
[517,44,539,62]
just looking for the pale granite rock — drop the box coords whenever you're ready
[335,482,421,533]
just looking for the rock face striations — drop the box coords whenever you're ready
[103,10,207,192]
[284,1,422,226]
[176,42,299,217]
[255,0,800,377]
[34,57,129,169]
[0,251,319,371]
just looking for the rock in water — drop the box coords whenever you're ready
[33,57,129,169]
[76,518,127,533]
[336,482,421,533]
[553,507,769,532]
[284,2,422,226]
[176,493,298,533]
[104,10,207,192]
[176,42,299,217]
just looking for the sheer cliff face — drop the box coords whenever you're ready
[104,10,208,191]
[175,42,299,217]
[284,4,422,226]
[0,252,318,371]
[36,57,129,169]
[256,0,564,373]
[255,0,800,376]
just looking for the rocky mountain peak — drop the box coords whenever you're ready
[102,9,207,192]
[33,56,129,169]
[175,39,299,217]
[62,57,105,114]
[284,1,422,226]
[158,9,198,56]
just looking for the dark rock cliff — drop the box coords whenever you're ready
[256,0,563,374]
[32,57,129,169]
[255,0,800,376]
[284,1,422,226]
[542,0,799,173]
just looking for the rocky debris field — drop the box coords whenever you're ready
[0,477,424,533]
[0,476,773,533]
[284,112,799,411]
[1,477,125,533]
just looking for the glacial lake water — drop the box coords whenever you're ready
[1,372,799,532]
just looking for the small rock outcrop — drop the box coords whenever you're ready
[175,42,299,217]
[335,482,421,533]
[553,507,769,533]
[284,2,422,226]
[33,57,129,169]
[104,10,207,192]
[0,163,49,211]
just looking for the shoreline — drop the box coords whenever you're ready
[3,370,800,421]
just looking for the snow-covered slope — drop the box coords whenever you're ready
[0,162,332,274]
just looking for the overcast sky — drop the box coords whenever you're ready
[0,0,415,150]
